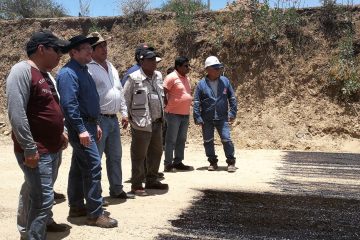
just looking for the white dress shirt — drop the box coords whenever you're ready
[88,60,128,117]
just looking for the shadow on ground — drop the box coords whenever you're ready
[157,190,360,240]
[273,151,360,199]
[157,151,360,239]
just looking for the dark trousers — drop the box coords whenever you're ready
[130,122,163,189]
[67,123,103,218]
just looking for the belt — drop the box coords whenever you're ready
[152,118,162,123]
[101,114,117,118]
[83,116,98,123]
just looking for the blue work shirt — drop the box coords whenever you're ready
[57,59,100,134]
[193,75,237,124]
[120,63,140,86]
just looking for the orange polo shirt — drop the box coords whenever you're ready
[163,70,193,115]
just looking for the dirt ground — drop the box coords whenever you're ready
[0,134,359,240]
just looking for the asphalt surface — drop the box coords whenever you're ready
[157,151,360,240]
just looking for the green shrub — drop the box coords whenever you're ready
[0,0,67,19]
[161,0,207,33]
[329,29,360,100]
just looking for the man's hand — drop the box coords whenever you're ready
[228,117,235,125]
[61,132,69,150]
[79,131,91,147]
[24,152,40,168]
[97,125,102,142]
[121,117,129,129]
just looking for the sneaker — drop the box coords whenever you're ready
[208,163,218,171]
[47,221,68,232]
[172,162,193,171]
[164,164,174,172]
[86,214,118,228]
[227,164,236,173]
[130,187,148,196]
[145,181,169,190]
[110,191,135,199]
[68,207,87,218]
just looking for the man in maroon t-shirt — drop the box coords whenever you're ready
[6,30,69,240]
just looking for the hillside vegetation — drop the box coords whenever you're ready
[0,4,359,151]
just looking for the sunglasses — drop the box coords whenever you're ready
[46,45,62,54]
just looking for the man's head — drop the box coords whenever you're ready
[65,34,99,65]
[88,32,111,63]
[135,43,162,63]
[139,49,157,75]
[174,56,190,76]
[204,56,223,80]
[26,30,69,71]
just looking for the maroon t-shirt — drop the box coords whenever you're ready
[12,67,65,154]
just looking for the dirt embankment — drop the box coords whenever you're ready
[0,9,359,151]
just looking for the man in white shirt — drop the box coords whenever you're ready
[87,32,132,199]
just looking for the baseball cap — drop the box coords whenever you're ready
[204,56,224,69]
[26,30,70,56]
[139,49,157,60]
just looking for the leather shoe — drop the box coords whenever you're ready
[47,221,67,232]
[145,181,169,190]
[110,191,135,199]
[54,191,66,200]
[68,207,87,217]
[86,214,118,228]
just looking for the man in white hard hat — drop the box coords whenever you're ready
[193,56,238,172]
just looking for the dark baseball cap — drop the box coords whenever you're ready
[26,30,70,56]
[135,43,155,62]
[139,49,157,60]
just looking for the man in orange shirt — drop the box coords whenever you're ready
[163,56,193,172]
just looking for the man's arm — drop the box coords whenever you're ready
[193,83,204,125]
[6,63,37,157]
[227,80,237,120]
[57,70,86,134]
[123,77,134,120]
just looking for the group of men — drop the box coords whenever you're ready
[6,30,238,239]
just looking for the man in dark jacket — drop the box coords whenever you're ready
[193,56,238,172]
[57,35,118,228]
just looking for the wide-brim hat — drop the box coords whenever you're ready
[87,32,111,46]
[62,34,99,53]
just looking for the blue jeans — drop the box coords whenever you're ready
[67,123,103,218]
[202,120,236,164]
[15,151,60,240]
[164,113,189,166]
[96,115,123,196]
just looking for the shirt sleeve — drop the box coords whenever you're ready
[227,80,238,119]
[193,82,203,124]
[57,69,87,134]
[163,74,174,90]
[118,82,128,118]
[123,77,134,119]
[6,62,37,157]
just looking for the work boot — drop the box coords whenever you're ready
[86,214,118,228]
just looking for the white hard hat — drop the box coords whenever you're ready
[204,56,223,69]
